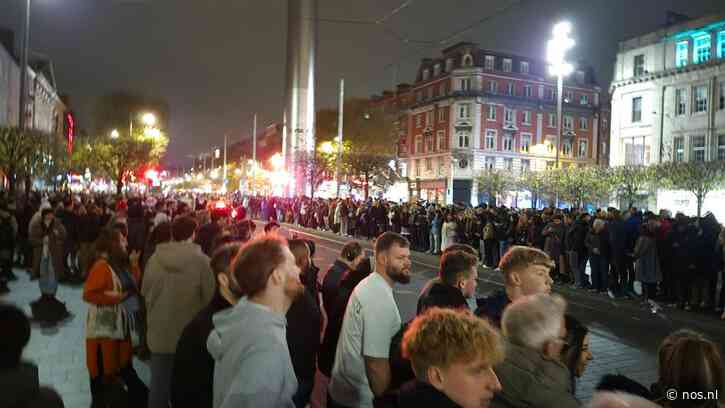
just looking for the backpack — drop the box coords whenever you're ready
[0,216,14,249]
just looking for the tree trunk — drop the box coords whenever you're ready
[6,166,15,194]
[116,179,124,196]
[23,175,31,197]
[697,193,704,217]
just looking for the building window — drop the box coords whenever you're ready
[579,117,588,130]
[484,55,494,70]
[632,97,642,122]
[415,135,423,154]
[416,159,421,176]
[485,130,496,150]
[694,86,708,113]
[524,85,532,98]
[673,136,685,162]
[720,81,725,110]
[578,140,588,158]
[489,81,498,94]
[521,134,532,153]
[633,54,645,76]
[675,88,687,115]
[416,114,422,128]
[425,158,432,171]
[504,108,514,123]
[438,108,446,122]
[503,134,514,151]
[485,157,496,169]
[718,31,725,58]
[718,134,725,161]
[691,135,706,161]
[546,161,555,169]
[425,111,433,126]
[694,35,711,64]
[564,91,574,103]
[460,78,472,91]
[434,64,441,76]
[522,111,531,125]
[422,69,430,81]
[563,115,573,130]
[426,134,434,152]
[548,113,556,127]
[520,61,530,74]
[445,58,453,72]
[546,138,556,153]
[437,130,445,151]
[545,88,555,101]
[580,94,589,105]
[563,142,572,156]
[458,103,471,119]
[463,54,473,67]
[504,158,513,171]
[503,58,512,72]
[521,159,531,172]
[458,131,470,148]
[507,82,514,96]
[487,105,497,120]
[676,41,689,67]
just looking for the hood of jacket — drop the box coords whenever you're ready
[152,241,206,273]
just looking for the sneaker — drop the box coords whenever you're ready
[607,289,617,299]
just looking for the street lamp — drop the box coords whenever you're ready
[319,141,334,155]
[547,21,575,170]
[110,129,120,139]
[142,113,157,126]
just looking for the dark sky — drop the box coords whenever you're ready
[2,0,724,165]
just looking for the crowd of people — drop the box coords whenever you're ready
[0,191,723,408]
[245,195,725,317]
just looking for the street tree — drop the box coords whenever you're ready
[0,126,53,194]
[475,168,513,207]
[657,160,725,217]
[516,170,550,209]
[609,165,658,209]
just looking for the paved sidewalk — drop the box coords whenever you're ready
[1,270,149,408]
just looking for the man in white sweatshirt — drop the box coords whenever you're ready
[207,235,305,408]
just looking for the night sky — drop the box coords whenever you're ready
[1,0,724,165]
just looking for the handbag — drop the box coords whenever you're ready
[86,264,129,340]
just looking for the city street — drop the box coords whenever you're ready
[3,223,725,407]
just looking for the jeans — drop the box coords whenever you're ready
[589,254,609,292]
[429,230,440,253]
[568,251,589,287]
[499,240,510,262]
[293,379,314,408]
[39,256,57,295]
[149,353,175,408]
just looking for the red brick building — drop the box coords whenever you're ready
[375,42,606,205]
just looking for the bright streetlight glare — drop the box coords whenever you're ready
[552,21,572,37]
[110,129,120,139]
[141,112,157,126]
[270,153,284,169]
[145,128,161,139]
[319,142,334,154]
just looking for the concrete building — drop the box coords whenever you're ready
[0,30,20,127]
[609,14,725,216]
[379,42,604,205]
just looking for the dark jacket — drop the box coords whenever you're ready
[194,222,223,257]
[318,258,372,376]
[0,362,64,408]
[475,289,511,328]
[286,279,322,383]
[416,282,468,315]
[322,260,352,316]
[171,293,232,408]
[77,213,102,244]
[608,218,628,256]
[374,380,461,408]
[565,220,588,255]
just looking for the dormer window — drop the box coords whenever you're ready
[520,61,530,74]
[433,63,441,76]
[462,54,473,67]
[484,55,494,70]
[422,69,430,81]
[503,58,512,72]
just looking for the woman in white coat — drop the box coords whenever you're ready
[441,214,458,251]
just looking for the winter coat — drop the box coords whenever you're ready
[0,362,64,408]
[543,223,564,260]
[492,341,580,408]
[286,275,322,383]
[0,209,18,259]
[322,260,353,317]
[142,241,215,354]
[29,218,67,279]
[565,220,588,255]
[475,289,511,328]
[416,282,468,315]
[608,218,628,257]
[374,380,461,408]
[632,236,662,284]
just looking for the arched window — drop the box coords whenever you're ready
[462,54,473,67]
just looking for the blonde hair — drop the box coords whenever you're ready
[402,308,504,380]
[500,246,554,285]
